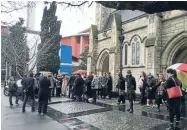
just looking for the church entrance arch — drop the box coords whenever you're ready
[96,49,109,75]
[161,31,187,69]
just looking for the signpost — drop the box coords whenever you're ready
[60,45,72,75]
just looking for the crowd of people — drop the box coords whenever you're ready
[7,68,186,130]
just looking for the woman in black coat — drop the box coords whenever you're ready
[38,74,51,115]
[164,69,182,130]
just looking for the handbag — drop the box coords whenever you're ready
[166,78,183,99]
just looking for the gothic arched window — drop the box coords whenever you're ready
[123,44,128,66]
[132,36,141,65]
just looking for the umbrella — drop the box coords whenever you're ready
[168,63,187,91]
[73,70,87,75]
[168,63,187,72]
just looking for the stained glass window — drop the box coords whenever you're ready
[136,42,140,65]
[125,44,128,65]
[132,36,141,65]
[132,42,136,65]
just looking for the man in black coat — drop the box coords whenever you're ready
[107,72,113,99]
[126,70,136,113]
[164,69,182,130]
[117,73,126,104]
[38,74,51,115]
[68,74,76,98]
[22,73,35,113]
[74,74,84,101]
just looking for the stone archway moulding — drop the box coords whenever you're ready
[161,31,187,67]
[174,48,187,63]
[96,49,110,72]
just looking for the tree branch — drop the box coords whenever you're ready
[56,1,89,7]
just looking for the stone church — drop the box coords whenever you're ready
[87,4,187,86]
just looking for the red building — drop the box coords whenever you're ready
[61,28,90,66]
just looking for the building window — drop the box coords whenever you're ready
[132,36,141,65]
[132,42,136,65]
[123,43,128,66]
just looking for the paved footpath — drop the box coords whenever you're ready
[1,92,69,130]
[1,91,187,130]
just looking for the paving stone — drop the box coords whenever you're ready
[77,110,168,130]
[49,97,72,102]
[49,102,104,114]
[97,99,125,106]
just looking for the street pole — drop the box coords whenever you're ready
[119,29,125,74]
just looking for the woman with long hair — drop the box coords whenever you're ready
[138,71,146,105]
[155,73,165,112]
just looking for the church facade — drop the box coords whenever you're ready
[87,4,187,86]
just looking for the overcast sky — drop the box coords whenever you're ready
[1,1,96,36]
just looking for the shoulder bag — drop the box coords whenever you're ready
[166,78,183,99]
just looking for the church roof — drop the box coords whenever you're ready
[101,10,145,31]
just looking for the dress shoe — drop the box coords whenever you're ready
[127,109,131,111]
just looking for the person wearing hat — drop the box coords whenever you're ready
[38,73,51,115]
[126,70,136,113]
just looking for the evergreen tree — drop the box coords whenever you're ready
[1,18,29,78]
[77,46,89,70]
[37,1,61,74]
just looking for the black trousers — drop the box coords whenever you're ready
[156,95,162,109]
[92,89,97,102]
[118,94,125,104]
[9,91,19,105]
[128,91,134,111]
[68,85,72,98]
[107,89,112,99]
[168,99,181,123]
[48,88,53,101]
[140,88,146,104]
[22,93,35,111]
[51,88,55,97]
[56,87,61,97]
[97,88,102,98]
[38,101,48,114]
[101,87,107,98]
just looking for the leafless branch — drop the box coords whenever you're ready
[56,1,89,7]
[88,1,93,8]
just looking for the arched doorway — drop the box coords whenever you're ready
[172,43,187,64]
[102,55,109,73]
[96,49,110,75]
[162,31,187,68]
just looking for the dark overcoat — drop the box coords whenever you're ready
[38,77,51,102]
[74,77,84,96]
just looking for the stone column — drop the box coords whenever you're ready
[145,13,162,76]
[110,13,122,89]
[87,25,98,75]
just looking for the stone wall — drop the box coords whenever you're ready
[161,13,187,48]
